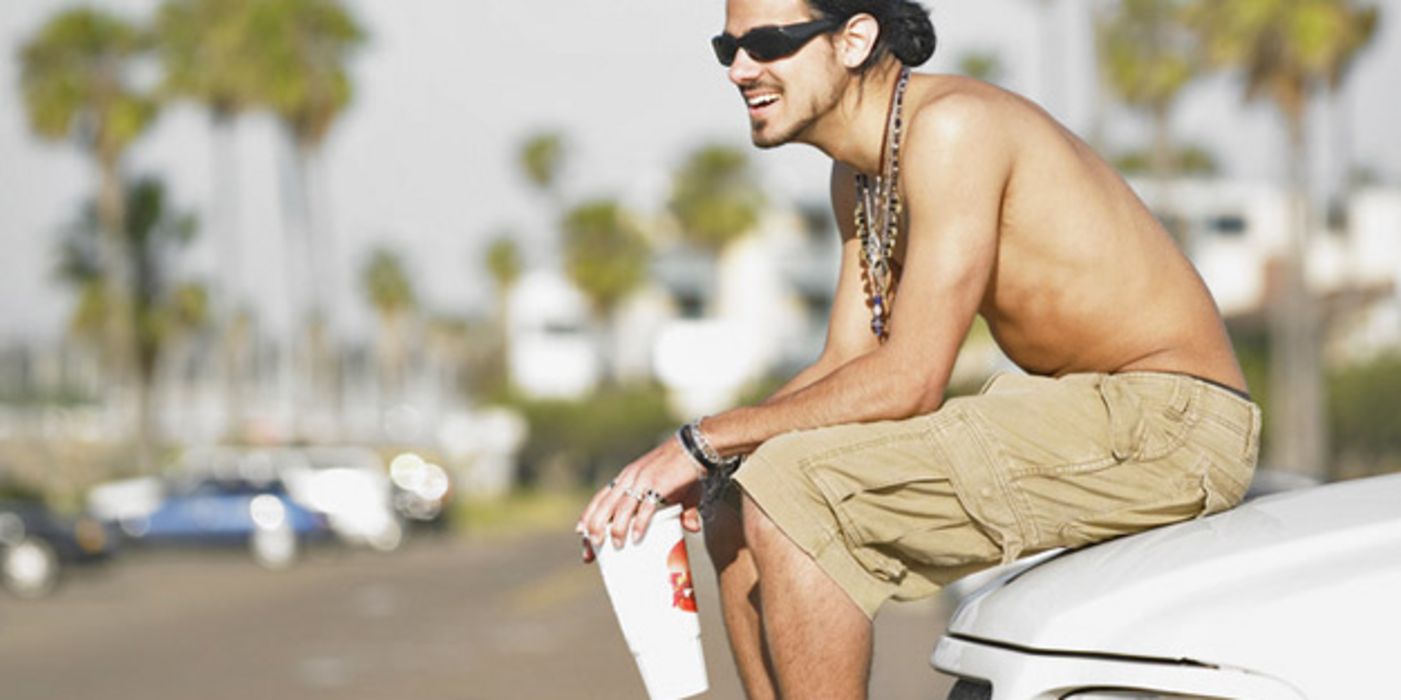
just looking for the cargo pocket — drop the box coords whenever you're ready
[1098,374,1196,462]
[806,461,919,584]
[923,409,1028,565]
[804,426,1003,584]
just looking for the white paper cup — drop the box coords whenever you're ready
[593,504,708,699]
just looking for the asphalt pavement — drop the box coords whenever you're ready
[0,530,957,699]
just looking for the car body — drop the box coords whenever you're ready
[1,498,115,598]
[932,472,1401,700]
[180,446,408,551]
[119,476,332,568]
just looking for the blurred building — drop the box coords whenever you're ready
[1135,179,1401,360]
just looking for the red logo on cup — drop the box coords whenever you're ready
[667,539,697,613]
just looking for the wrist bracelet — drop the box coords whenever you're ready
[679,420,740,479]
[675,428,710,478]
[689,418,730,466]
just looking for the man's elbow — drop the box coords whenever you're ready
[887,370,946,418]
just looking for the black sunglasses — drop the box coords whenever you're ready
[711,18,840,67]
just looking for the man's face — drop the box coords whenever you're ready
[722,0,846,149]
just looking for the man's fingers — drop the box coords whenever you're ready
[681,506,702,533]
[578,483,615,542]
[631,495,658,543]
[608,488,644,547]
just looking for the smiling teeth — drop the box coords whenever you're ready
[748,94,779,107]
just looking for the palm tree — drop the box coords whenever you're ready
[1185,0,1380,476]
[20,8,158,466]
[360,246,417,411]
[1098,0,1200,243]
[482,233,523,395]
[57,177,208,472]
[668,144,765,316]
[244,0,366,435]
[518,130,567,203]
[562,200,650,382]
[154,0,263,435]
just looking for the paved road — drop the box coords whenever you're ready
[0,531,957,699]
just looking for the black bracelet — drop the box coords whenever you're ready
[678,422,739,475]
[675,427,709,477]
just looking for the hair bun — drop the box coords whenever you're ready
[884,0,936,66]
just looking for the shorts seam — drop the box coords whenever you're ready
[792,426,934,469]
[950,408,1038,550]
[1135,384,1204,461]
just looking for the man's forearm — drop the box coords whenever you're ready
[759,354,843,406]
[702,346,946,458]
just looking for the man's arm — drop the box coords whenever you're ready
[760,162,880,405]
[702,96,1012,455]
[581,96,1012,546]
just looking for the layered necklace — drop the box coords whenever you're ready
[854,65,911,342]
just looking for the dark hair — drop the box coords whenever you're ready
[807,0,937,70]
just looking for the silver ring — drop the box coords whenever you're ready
[644,489,668,506]
[624,486,645,502]
[609,479,618,488]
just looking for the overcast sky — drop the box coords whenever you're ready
[2,0,1398,343]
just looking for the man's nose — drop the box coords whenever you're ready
[727,49,763,85]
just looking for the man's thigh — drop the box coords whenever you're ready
[729,371,1260,616]
[731,411,1004,618]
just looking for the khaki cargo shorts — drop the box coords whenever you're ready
[731,371,1262,618]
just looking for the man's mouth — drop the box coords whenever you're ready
[746,92,780,116]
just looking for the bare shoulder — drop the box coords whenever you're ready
[899,76,1021,198]
[908,77,1018,140]
[901,76,1029,175]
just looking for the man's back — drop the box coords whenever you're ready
[879,75,1246,392]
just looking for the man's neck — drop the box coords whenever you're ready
[801,61,907,176]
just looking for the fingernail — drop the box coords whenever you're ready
[632,528,643,544]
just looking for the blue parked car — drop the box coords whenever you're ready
[120,477,331,568]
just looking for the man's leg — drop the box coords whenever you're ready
[703,499,780,700]
[742,492,873,699]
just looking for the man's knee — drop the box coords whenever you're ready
[741,491,783,551]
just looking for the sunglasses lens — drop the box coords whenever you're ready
[743,28,791,62]
[711,35,738,66]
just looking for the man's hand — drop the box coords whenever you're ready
[577,436,704,563]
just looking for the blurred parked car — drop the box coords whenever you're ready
[1,496,114,598]
[387,452,454,532]
[181,446,407,551]
[283,446,406,550]
[118,476,331,569]
[932,472,1401,699]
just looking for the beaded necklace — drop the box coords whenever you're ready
[854,66,911,341]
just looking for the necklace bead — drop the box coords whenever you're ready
[854,67,911,342]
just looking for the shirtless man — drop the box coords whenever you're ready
[579,0,1261,697]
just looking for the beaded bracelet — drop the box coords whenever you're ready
[674,428,710,478]
[689,418,730,467]
[677,420,739,477]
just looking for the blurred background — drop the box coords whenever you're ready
[0,0,1396,698]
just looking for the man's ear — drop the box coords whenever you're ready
[835,13,880,68]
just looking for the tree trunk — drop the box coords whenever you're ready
[96,153,148,470]
[1150,102,1185,250]
[211,111,248,440]
[278,130,315,441]
[1267,112,1327,477]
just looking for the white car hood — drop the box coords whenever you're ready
[948,474,1401,681]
